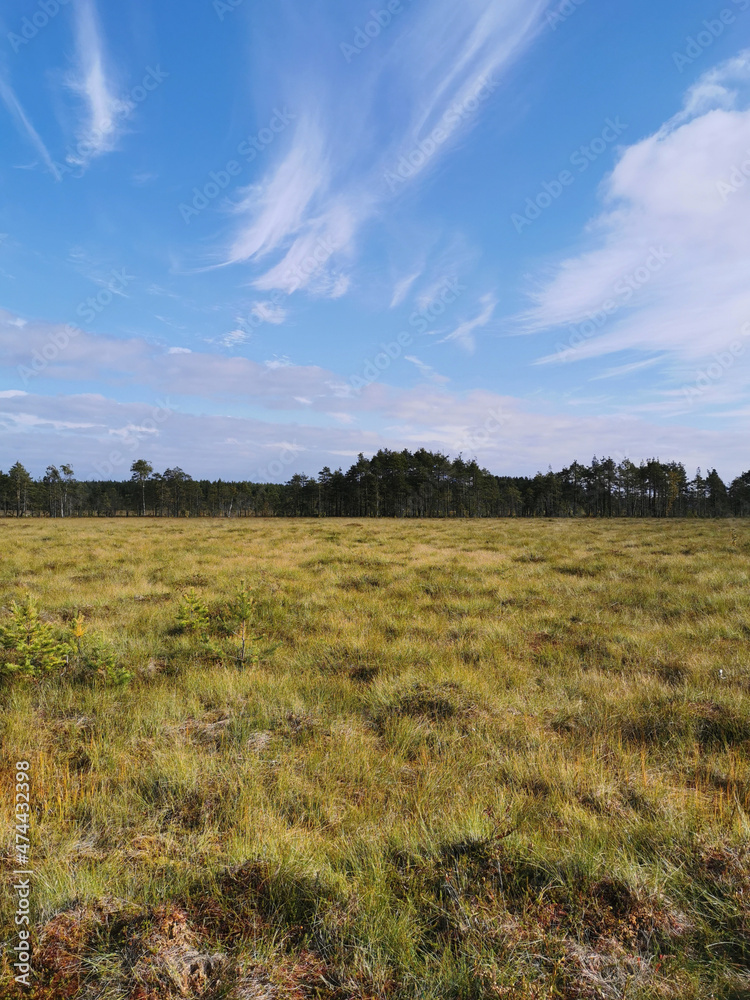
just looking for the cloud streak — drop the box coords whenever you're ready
[439,294,497,351]
[0,75,61,181]
[67,0,133,167]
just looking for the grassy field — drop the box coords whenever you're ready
[1,518,749,999]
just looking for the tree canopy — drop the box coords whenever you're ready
[1,452,748,518]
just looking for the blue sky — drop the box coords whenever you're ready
[1,0,750,481]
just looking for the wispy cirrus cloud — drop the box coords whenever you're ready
[249,301,288,324]
[523,49,750,404]
[404,354,450,385]
[439,294,497,351]
[227,121,328,264]
[66,0,133,168]
[390,270,423,308]
[0,75,61,181]
[589,357,665,381]
[226,0,550,297]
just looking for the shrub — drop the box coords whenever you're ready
[0,597,71,681]
[0,601,130,687]
[176,589,211,637]
[70,623,132,687]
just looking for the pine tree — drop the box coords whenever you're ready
[0,598,70,680]
[9,462,32,517]
[130,460,154,516]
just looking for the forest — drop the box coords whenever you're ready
[2,451,749,518]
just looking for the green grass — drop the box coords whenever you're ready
[1,518,749,999]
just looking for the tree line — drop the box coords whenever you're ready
[1,452,749,518]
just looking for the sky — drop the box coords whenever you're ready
[1,0,750,482]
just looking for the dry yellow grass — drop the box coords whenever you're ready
[1,518,749,998]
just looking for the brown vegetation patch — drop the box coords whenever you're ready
[27,899,227,1000]
[178,713,233,748]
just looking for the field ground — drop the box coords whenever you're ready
[1,518,750,999]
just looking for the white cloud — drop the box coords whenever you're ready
[228,121,328,264]
[226,0,549,296]
[249,301,288,325]
[156,316,187,331]
[3,386,749,482]
[404,355,450,385]
[218,330,250,348]
[67,0,134,168]
[589,357,664,381]
[678,50,750,121]
[439,294,497,351]
[0,75,61,181]
[0,408,98,433]
[390,270,423,308]
[0,311,333,404]
[5,308,748,480]
[109,422,159,438]
[249,201,358,297]
[523,49,750,410]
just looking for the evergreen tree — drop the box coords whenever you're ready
[130,459,153,516]
[9,462,32,517]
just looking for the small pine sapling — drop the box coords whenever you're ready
[176,589,211,638]
[67,611,132,686]
[0,597,71,681]
[229,581,262,667]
